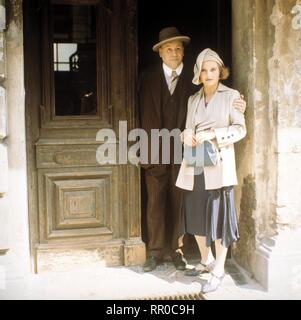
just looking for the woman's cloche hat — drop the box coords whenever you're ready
[152,27,191,52]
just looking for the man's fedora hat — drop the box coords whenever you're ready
[152,27,191,52]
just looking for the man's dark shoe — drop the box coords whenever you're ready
[143,256,161,272]
[172,252,187,270]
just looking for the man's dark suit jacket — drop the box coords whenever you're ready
[138,64,197,173]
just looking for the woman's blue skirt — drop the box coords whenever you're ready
[183,173,239,248]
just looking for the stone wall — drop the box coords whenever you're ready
[0,0,31,282]
[231,0,277,276]
[271,0,301,230]
[232,0,301,293]
[0,0,9,253]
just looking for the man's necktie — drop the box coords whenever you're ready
[170,70,179,95]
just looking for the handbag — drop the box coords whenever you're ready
[203,140,218,166]
[184,141,218,167]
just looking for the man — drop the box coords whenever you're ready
[139,27,246,272]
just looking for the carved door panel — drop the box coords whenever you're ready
[24,0,145,272]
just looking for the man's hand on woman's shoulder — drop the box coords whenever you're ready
[233,94,246,113]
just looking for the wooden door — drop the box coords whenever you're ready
[24,0,145,273]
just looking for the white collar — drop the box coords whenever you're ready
[162,63,184,77]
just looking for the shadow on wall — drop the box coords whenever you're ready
[235,174,256,274]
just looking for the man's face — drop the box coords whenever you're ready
[158,41,184,70]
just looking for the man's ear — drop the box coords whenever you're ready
[158,47,162,57]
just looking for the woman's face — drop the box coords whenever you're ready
[199,60,220,87]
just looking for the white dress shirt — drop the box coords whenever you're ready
[162,63,183,91]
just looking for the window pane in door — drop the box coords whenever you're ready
[51,4,97,116]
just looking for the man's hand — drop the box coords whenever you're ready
[233,94,246,113]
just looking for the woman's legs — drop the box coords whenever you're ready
[194,235,215,265]
[212,239,228,276]
[194,237,228,274]
[185,235,215,276]
[201,186,237,292]
[201,239,228,293]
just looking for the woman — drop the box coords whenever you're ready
[176,48,247,293]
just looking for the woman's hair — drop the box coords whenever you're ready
[220,66,230,80]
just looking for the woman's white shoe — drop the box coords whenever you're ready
[201,271,225,293]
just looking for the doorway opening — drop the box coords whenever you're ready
[138,0,232,77]
[137,0,232,258]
